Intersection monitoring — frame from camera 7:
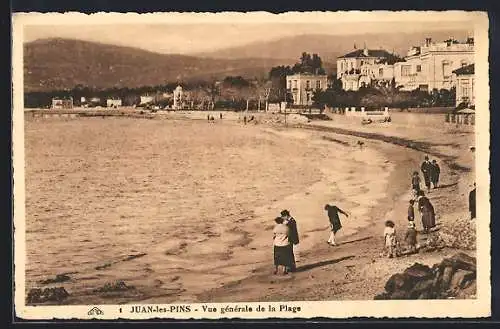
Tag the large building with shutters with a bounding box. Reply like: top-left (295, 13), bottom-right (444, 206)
top-left (336, 46), bottom-right (402, 91)
top-left (394, 37), bottom-right (475, 92)
top-left (453, 63), bottom-right (475, 107)
top-left (286, 73), bottom-right (328, 106)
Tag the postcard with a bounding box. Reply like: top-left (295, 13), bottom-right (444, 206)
top-left (12, 11), bottom-right (490, 320)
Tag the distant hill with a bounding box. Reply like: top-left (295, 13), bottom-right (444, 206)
top-left (196, 30), bottom-right (472, 62)
top-left (24, 29), bottom-right (471, 92)
top-left (24, 38), bottom-right (294, 92)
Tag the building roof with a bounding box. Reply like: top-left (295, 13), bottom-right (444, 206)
top-left (457, 108), bottom-right (475, 114)
top-left (286, 73), bottom-right (328, 78)
top-left (339, 49), bottom-right (403, 64)
top-left (453, 63), bottom-right (474, 75)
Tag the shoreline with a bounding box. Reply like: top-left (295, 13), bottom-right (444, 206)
top-left (198, 128), bottom-right (472, 302)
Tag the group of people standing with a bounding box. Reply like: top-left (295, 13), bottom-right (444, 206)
top-left (272, 210), bottom-right (299, 275)
top-left (207, 113), bottom-right (224, 121)
top-left (414, 155), bottom-right (441, 193)
top-left (272, 154), bottom-right (472, 268)
top-left (383, 156), bottom-right (439, 258)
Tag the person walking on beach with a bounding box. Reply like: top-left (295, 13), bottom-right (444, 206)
top-left (219, 112), bottom-right (223, 120)
top-left (281, 209), bottom-right (299, 271)
top-left (324, 204), bottom-right (349, 246)
top-left (469, 183), bottom-right (476, 220)
top-left (383, 220), bottom-right (398, 258)
top-left (404, 221), bottom-right (418, 253)
top-left (408, 199), bottom-right (415, 222)
top-left (411, 171), bottom-right (421, 198)
top-left (421, 156), bottom-right (433, 192)
top-left (244, 116), bottom-right (247, 125)
top-left (272, 217), bottom-right (293, 275)
top-left (416, 190), bottom-right (436, 233)
top-left (430, 159), bottom-right (441, 188)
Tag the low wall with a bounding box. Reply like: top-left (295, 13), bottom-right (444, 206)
top-left (393, 107), bottom-right (454, 114)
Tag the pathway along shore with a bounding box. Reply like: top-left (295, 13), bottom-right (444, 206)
top-left (198, 120), bottom-right (475, 302)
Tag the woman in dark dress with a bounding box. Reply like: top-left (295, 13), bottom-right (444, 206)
top-left (272, 217), bottom-right (293, 275)
top-left (417, 191), bottom-right (436, 233)
top-left (324, 204), bottom-right (349, 246)
top-left (430, 159), bottom-right (441, 188)
top-left (469, 183), bottom-right (476, 220)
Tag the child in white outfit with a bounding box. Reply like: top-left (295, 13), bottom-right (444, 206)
top-left (383, 220), bottom-right (398, 258)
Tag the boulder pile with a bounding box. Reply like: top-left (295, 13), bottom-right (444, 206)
top-left (374, 252), bottom-right (476, 300)
top-left (27, 287), bottom-right (69, 304)
top-left (93, 280), bottom-right (135, 293)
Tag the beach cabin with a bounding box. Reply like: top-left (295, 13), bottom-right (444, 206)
top-left (446, 108), bottom-right (475, 125)
top-left (106, 98), bottom-right (122, 108)
top-left (140, 95), bottom-right (154, 105)
top-left (51, 97), bottom-right (73, 109)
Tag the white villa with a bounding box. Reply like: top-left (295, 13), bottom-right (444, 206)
top-left (286, 73), bottom-right (328, 106)
top-left (336, 46), bottom-right (402, 91)
top-left (452, 63), bottom-right (475, 107)
top-left (394, 37), bottom-right (475, 92)
top-left (173, 85), bottom-right (184, 110)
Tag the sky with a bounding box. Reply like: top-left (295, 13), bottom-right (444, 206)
top-left (21, 14), bottom-right (477, 55)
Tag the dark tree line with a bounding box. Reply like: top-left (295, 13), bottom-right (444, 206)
top-left (312, 82), bottom-right (456, 109)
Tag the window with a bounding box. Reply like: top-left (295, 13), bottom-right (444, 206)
top-left (418, 84), bottom-right (429, 92)
top-left (416, 65), bottom-right (422, 72)
top-left (316, 80), bottom-right (321, 89)
top-left (306, 93), bottom-right (311, 102)
top-left (379, 68), bottom-right (384, 77)
top-left (293, 80), bottom-right (297, 88)
top-left (306, 80), bottom-right (310, 89)
top-left (461, 80), bottom-right (470, 97)
top-left (360, 60), bottom-right (364, 66)
top-left (401, 65), bottom-right (411, 76)
top-left (442, 61), bottom-right (452, 78)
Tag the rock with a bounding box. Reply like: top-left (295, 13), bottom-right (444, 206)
top-left (449, 269), bottom-right (475, 293)
top-left (93, 280), bottom-right (135, 293)
top-left (404, 263), bottom-right (433, 280)
top-left (450, 253), bottom-right (476, 272)
top-left (409, 279), bottom-right (434, 298)
top-left (390, 289), bottom-right (411, 300)
top-left (441, 266), bottom-right (455, 290)
top-left (27, 287), bottom-right (69, 304)
top-left (375, 252), bottom-right (477, 300)
top-left (374, 292), bottom-right (389, 300)
top-left (40, 274), bottom-right (71, 284)
top-left (417, 291), bottom-right (430, 299)
top-left (384, 273), bottom-right (410, 294)
top-left (431, 268), bottom-right (443, 290)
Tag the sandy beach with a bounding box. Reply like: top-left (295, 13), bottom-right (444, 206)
top-left (24, 111), bottom-right (475, 304)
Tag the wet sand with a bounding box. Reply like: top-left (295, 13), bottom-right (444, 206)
top-left (25, 116), bottom-right (396, 304)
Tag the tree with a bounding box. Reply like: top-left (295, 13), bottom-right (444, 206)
top-left (268, 65), bottom-right (293, 102)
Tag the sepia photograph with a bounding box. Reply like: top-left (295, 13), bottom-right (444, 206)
top-left (12, 11), bottom-right (490, 319)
